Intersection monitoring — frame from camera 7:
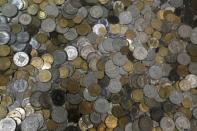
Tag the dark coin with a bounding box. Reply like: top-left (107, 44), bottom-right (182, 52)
top-left (67, 108), bottom-right (81, 123)
top-left (107, 15), bottom-right (119, 24)
top-left (139, 115), bottom-right (153, 131)
top-left (168, 68), bottom-right (180, 82)
top-left (150, 107), bottom-right (164, 122)
top-left (64, 126), bottom-right (80, 131)
top-left (51, 89), bottom-right (66, 106)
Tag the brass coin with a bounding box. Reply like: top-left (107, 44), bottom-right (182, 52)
top-left (14, 70), bottom-right (30, 80)
top-left (151, 18), bottom-right (162, 31)
top-left (158, 86), bottom-right (171, 99)
top-left (73, 15), bottom-right (82, 24)
top-left (55, 0), bottom-right (65, 5)
top-left (36, 32), bottom-right (48, 43)
top-left (94, 71), bottom-right (104, 79)
top-left (109, 24), bottom-right (121, 34)
top-left (0, 75), bottom-right (10, 86)
top-left (79, 101), bottom-right (92, 115)
top-left (179, 79), bottom-right (191, 91)
top-left (88, 83), bottom-right (101, 97)
top-left (0, 57), bottom-right (11, 71)
top-left (153, 31), bottom-right (162, 40)
top-left (125, 29), bottom-right (136, 40)
top-left (0, 104), bottom-right (8, 119)
top-left (118, 116), bottom-right (130, 128)
top-left (122, 61), bottom-right (134, 73)
top-left (58, 18), bottom-right (68, 28)
top-left (65, 79), bottom-right (81, 94)
top-left (131, 89), bottom-right (143, 102)
top-left (105, 114), bottom-right (118, 129)
top-left (0, 0), bottom-right (7, 6)
top-left (158, 47), bottom-right (168, 57)
top-left (11, 23), bottom-right (22, 33)
top-left (139, 102), bottom-right (149, 112)
top-left (0, 45), bottom-right (10, 56)
top-left (38, 11), bottom-right (47, 20)
top-left (176, 65), bottom-right (189, 77)
top-left (144, 26), bottom-right (154, 35)
top-left (1, 95), bottom-right (13, 106)
top-left (46, 120), bottom-right (58, 130)
top-left (30, 49), bottom-right (38, 57)
top-left (30, 57), bottom-right (44, 69)
top-left (33, 0), bottom-right (43, 4)
top-left (41, 53), bottom-right (54, 64)
top-left (59, 65), bottom-right (69, 79)
top-left (38, 70), bottom-right (52, 82)
top-left (76, 22), bottom-right (91, 36)
top-left (182, 97), bottom-right (192, 109)
top-left (97, 123), bottom-right (106, 131)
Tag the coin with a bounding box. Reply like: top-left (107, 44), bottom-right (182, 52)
top-left (105, 114), bottom-right (118, 129)
top-left (38, 70), bottom-right (52, 82)
top-left (0, 117), bottom-right (16, 131)
top-left (0, 57), bottom-right (11, 71)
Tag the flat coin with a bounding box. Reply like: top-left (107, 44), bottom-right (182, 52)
top-left (105, 114), bottom-right (118, 129)
top-left (38, 70), bottom-right (52, 82)
top-left (0, 118), bottom-right (16, 131)
top-left (0, 57), bottom-right (11, 71)
top-left (64, 46), bottom-right (78, 61)
top-left (2, 3), bottom-right (18, 18)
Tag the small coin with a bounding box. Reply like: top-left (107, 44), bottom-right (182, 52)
top-left (38, 70), bottom-right (52, 82)
top-left (105, 114), bottom-right (118, 129)
top-left (13, 52), bottom-right (29, 67)
top-left (41, 18), bottom-right (56, 33)
top-left (51, 106), bottom-right (68, 123)
top-left (30, 57), bottom-right (44, 69)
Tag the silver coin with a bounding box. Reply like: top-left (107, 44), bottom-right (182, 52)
top-left (51, 106), bottom-right (68, 123)
top-left (92, 23), bottom-right (106, 36)
top-left (41, 18), bottom-right (56, 33)
top-left (13, 52), bottom-right (29, 67)
top-left (149, 65), bottom-right (163, 80)
top-left (13, 79), bottom-right (28, 92)
top-left (191, 27), bottom-right (197, 44)
top-left (64, 28), bottom-right (78, 41)
top-left (178, 24), bottom-right (192, 38)
top-left (175, 116), bottom-right (190, 130)
top-left (80, 45), bottom-right (95, 60)
top-left (185, 74), bottom-right (197, 88)
top-left (30, 113), bottom-right (44, 129)
top-left (2, 3), bottom-right (18, 17)
top-left (177, 52), bottom-right (191, 65)
top-left (89, 5), bottom-right (103, 19)
top-left (102, 38), bottom-right (115, 52)
top-left (94, 98), bottom-right (110, 114)
top-left (119, 11), bottom-right (132, 25)
top-left (90, 111), bottom-right (102, 124)
top-left (160, 117), bottom-right (175, 131)
top-left (52, 50), bottom-right (67, 66)
top-left (44, 4), bottom-right (59, 17)
top-left (105, 60), bottom-right (120, 78)
top-left (29, 37), bottom-right (40, 49)
top-left (0, 118), bottom-right (16, 131)
top-left (21, 115), bottom-right (39, 131)
top-left (0, 23), bottom-right (11, 32)
top-left (107, 78), bottom-right (122, 93)
top-left (17, 32), bottom-right (30, 43)
top-left (112, 52), bottom-right (128, 66)
top-left (127, 5), bottom-right (140, 18)
top-left (30, 91), bottom-right (42, 108)
top-left (189, 62), bottom-right (197, 75)
top-left (143, 84), bottom-right (157, 98)
top-left (67, 93), bottom-right (82, 104)
top-left (10, 0), bottom-right (24, 10)
top-left (0, 31), bottom-right (10, 45)
top-left (133, 46), bottom-right (148, 60)
top-left (169, 90), bottom-right (183, 105)
top-left (168, 40), bottom-right (184, 54)
top-left (77, 6), bottom-right (88, 19)
top-left (64, 46), bottom-right (78, 61)
top-left (169, 0), bottom-right (183, 8)
top-left (15, 108), bottom-right (26, 120)
top-left (83, 88), bottom-right (97, 102)
top-left (0, 15), bottom-right (7, 24)
top-left (19, 13), bottom-right (32, 25)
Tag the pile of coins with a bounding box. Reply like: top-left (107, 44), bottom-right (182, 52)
top-left (0, 0), bottom-right (197, 131)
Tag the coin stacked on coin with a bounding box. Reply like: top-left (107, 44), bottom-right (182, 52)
top-left (0, 0), bottom-right (197, 131)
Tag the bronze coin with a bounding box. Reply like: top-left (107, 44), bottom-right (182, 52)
top-left (79, 101), bottom-right (92, 115)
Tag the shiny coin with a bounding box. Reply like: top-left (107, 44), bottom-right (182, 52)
top-left (105, 114), bottom-right (118, 129)
top-left (64, 46), bottom-right (78, 61)
top-left (13, 52), bottom-right (29, 67)
top-left (0, 117), bottom-right (16, 131)
top-left (0, 31), bottom-right (10, 45)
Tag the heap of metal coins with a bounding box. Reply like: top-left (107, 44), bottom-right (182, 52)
top-left (1, 0), bottom-right (197, 131)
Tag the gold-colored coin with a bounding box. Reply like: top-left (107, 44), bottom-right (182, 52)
top-left (158, 86), bottom-right (171, 99)
top-left (76, 22), bottom-right (91, 36)
top-left (33, 0), bottom-right (43, 4)
top-left (139, 102), bottom-right (149, 112)
top-left (14, 70), bottom-right (29, 80)
top-left (179, 79), bottom-right (191, 91)
top-left (98, 26), bottom-right (107, 36)
top-left (151, 18), bottom-right (162, 31)
top-left (94, 71), bottom-right (104, 79)
top-left (158, 47), bottom-right (168, 57)
top-left (131, 89), bottom-right (143, 102)
top-left (109, 24), bottom-right (121, 34)
top-left (0, 0), bottom-right (7, 6)
top-left (88, 83), bottom-right (101, 97)
top-left (179, 107), bottom-right (192, 119)
top-left (0, 57), bottom-right (11, 71)
top-left (58, 18), bottom-right (68, 28)
top-left (182, 97), bottom-right (192, 109)
top-left (46, 120), bottom-right (58, 130)
top-left (36, 32), bottom-right (48, 43)
top-left (97, 123), bottom-right (106, 131)
top-left (27, 4), bottom-right (39, 15)
top-left (153, 31), bottom-right (162, 40)
top-left (176, 65), bottom-right (189, 78)
top-left (59, 66), bottom-right (69, 79)
top-left (30, 49), bottom-right (38, 57)
top-left (105, 114), bottom-right (118, 129)
top-left (80, 61), bottom-right (88, 71)
top-left (55, 0), bottom-right (65, 5)
top-left (99, 0), bottom-right (109, 4)
top-left (73, 15), bottom-right (82, 24)
top-left (71, 57), bottom-right (83, 69)
top-left (1, 95), bottom-right (13, 106)
top-left (22, 0), bottom-right (29, 10)
top-left (38, 11), bottom-right (47, 20)
top-left (38, 69), bottom-right (52, 82)
top-left (118, 116), bottom-right (129, 128)
top-left (11, 23), bottom-right (22, 33)
top-left (136, 1), bottom-right (144, 11)
top-left (155, 54), bottom-right (164, 64)
top-left (0, 104), bottom-right (8, 119)
top-left (41, 53), bottom-right (54, 64)
top-left (144, 26), bottom-right (154, 35)
top-left (79, 101), bottom-right (92, 114)
top-left (0, 75), bottom-right (10, 86)
top-left (41, 62), bottom-right (51, 70)
top-left (122, 61), bottom-right (134, 73)
top-left (42, 109), bottom-right (50, 120)
top-left (147, 37), bottom-right (159, 48)
top-left (30, 57), bottom-right (44, 69)
top-left (157, 9), bottom-right (165, 20)
top-left (0, 45), bottom-right (10, 56)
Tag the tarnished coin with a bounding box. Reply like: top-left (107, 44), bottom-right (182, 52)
top-left (0, 57), bottom-right (11, 71)
top-left (51, 106), bottom-right (68, 123)
top-left (133, 47), bottom-right (148, 60)
top-left (160, 117), bottom-right (175, 131)
top-left (38, 70), bottom-right (52, 82)
top-left (94, 98), bottom-right (110, 114)
top-left (2, 3), bottom-right (18, 18)
top-left (41, 18), bottom-right (56, 33)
